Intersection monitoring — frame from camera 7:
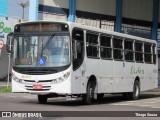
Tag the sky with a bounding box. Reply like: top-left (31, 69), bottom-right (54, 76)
top-left (8, 0), bottom-right (29, 20)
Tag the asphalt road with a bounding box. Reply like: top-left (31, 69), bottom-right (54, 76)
top-left (0, 92), bottom-right (160, 120)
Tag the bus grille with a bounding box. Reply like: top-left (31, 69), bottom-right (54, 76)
top-left (24, 80), bottom-right (53, 83)
top-left (25, 85), bottom-right (51, 91)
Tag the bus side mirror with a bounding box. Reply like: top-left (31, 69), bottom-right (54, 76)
top-left (6, 32), bottom-right (14, 55)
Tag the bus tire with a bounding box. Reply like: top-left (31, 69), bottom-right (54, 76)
top-left (82, 81), bottom-right (95, 105)
top-left (128, 80), bottom-right (140, 100)
top-left (38, 95), bottom-right (48, 104)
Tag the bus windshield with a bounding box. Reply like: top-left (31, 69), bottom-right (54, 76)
top-left (13, 34), bottom-right (70, 68)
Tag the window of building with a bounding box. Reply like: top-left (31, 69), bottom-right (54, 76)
top-left (113, 37), bottom-right (123, 60)
top-left (135, 42), bottom-right (143, 62)
top-left (86, 32), bottom-right (99, 58)
top-left (124, 40), bottom-right (134, 61)
top-left (100, 35), bottom-right (112, 59)
top-left (144, 43), bottom-right (152, 63)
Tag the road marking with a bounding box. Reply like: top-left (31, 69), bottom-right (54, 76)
top-left (148, 102), bottom-right (157, 104)
top-left (151, 107), bottom-right (160, 109)
top-left (109, 98), bottom-right (160, 109)
top-left (1, 94), bottom-right (36, 99)
top-left (8, 96), bottom-right (17, 98)
top-left (22, 96), bottom-right (35, 99)
top-left (150, 99), bottom-right (160, 102)
top-left (126, 101), bottom-right (138, 103)
top-left (142, 101), bottom-right (157, 104)
top-left (111, 103), bottom-right (134, 106)
top-left (140, 105), bottom-right (151, 107)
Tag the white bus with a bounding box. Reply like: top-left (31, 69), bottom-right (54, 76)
top-left (7, 21), bottom-right (158, 104)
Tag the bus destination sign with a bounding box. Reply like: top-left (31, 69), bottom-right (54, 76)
top-left (14, 23), bottom-right (69, 32)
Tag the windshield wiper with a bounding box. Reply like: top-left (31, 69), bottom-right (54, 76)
top-left (40, 33), bottom-right (55, 56)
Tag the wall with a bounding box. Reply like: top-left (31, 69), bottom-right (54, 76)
top-left (0, 17), bottom-right (19, 44)
top-left (75, 0), bottom-right (116, 30)
top-left (39, 0), bottom-right (68, 21)
top-left (39, 0), bottom-right (159, 24)
top-left (39, 0), bottom-right (68, 9)
top-left (123, 0), bottom-right (152, 22)
top-left (76, 0), bottom-right (115, 16)
top-left (0, 17), bottom-right (19, 79)
top-left (0, 46), bottom-right (9, 80)
top-left (121, 0), bottom-right (155, 39)
top-left (39, 0), bottom-right (159, 23)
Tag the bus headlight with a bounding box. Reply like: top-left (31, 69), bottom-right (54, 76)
top-left (58, 77), bottom-right (64, 82)
top-left (51, 77), bottom-right (64, 84)
top-left (12, 75), bottom-right (23, 83)
top-left (51, 72), bottom-right (70, 84)
top-left (63, 72), bottom-right (70, 79)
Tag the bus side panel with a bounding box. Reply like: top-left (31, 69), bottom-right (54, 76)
top-left (112, 61), bottom-right (157, 93)
top-left (84, 58), bottom-right (100, 93)
top-left (123, 62), bottom-right (158, 92)
top-left (71, 61), bottom-right (88, 94)
top-left (71, 68), bottom-right (83, 94)
top-left (111, 61), bottom-right (134, 93)
top-left (98, 59), bottom-right (113, 93)
top-left (124, 62), bottom-right (151, 91)
top-left (142, 64), bottom-right (158, 91)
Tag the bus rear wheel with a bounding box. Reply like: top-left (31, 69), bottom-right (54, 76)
top-left (38, 95), bottom-right (48, 104)
top-left (129, 80), bottom-right (140, 100)
top-left (122, 80), bottom-right (140, 100)
top-left (130, 80), bottom-right (140, 100)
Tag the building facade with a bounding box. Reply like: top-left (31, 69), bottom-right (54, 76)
top-left (38, 0), bottom-right (159, 40)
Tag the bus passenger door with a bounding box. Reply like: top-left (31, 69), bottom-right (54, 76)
top-left (72, 28), bottom-right (85, 93)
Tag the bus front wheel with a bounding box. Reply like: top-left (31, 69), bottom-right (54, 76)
top-left (38, 95), bottom-right (48, 104)
top-left (82, 81), bottom-right (95, 105)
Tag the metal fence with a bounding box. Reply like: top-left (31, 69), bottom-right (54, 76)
top-left (121, 24), bottom-right (151, 39)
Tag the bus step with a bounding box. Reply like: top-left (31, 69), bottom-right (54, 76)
top-left (66, 95), bottom-right (78, 101)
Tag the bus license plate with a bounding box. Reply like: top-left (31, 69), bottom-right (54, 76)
top-left (33, 85), bottom-right (42, 89)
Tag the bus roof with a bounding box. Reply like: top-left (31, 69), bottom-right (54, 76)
top-left (15, 20), bottom-right (156, 44)
top-left (68, 22), bottom-right (156, 44)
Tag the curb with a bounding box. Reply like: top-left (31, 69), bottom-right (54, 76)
top-left (147, 88), bottom-right (160, 92)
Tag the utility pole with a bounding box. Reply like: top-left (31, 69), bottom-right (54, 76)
top-left (18, 0), bottom-right (29, 19)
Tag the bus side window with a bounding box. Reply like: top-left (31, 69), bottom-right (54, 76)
top-left (135, 42), bottom-right (143, 62)
top-left (86, 32), bottom-right (99, 58)
top-left (144, 43), bottom-right (152, 63)
top-left (100, 35), bottom-right (112, 59)
top-left (72, 28), bottom-right (84, 70)
top-left (113, 37), bottom-right (123, 60)
top-left (124, 40), bottom-right (134, 61)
